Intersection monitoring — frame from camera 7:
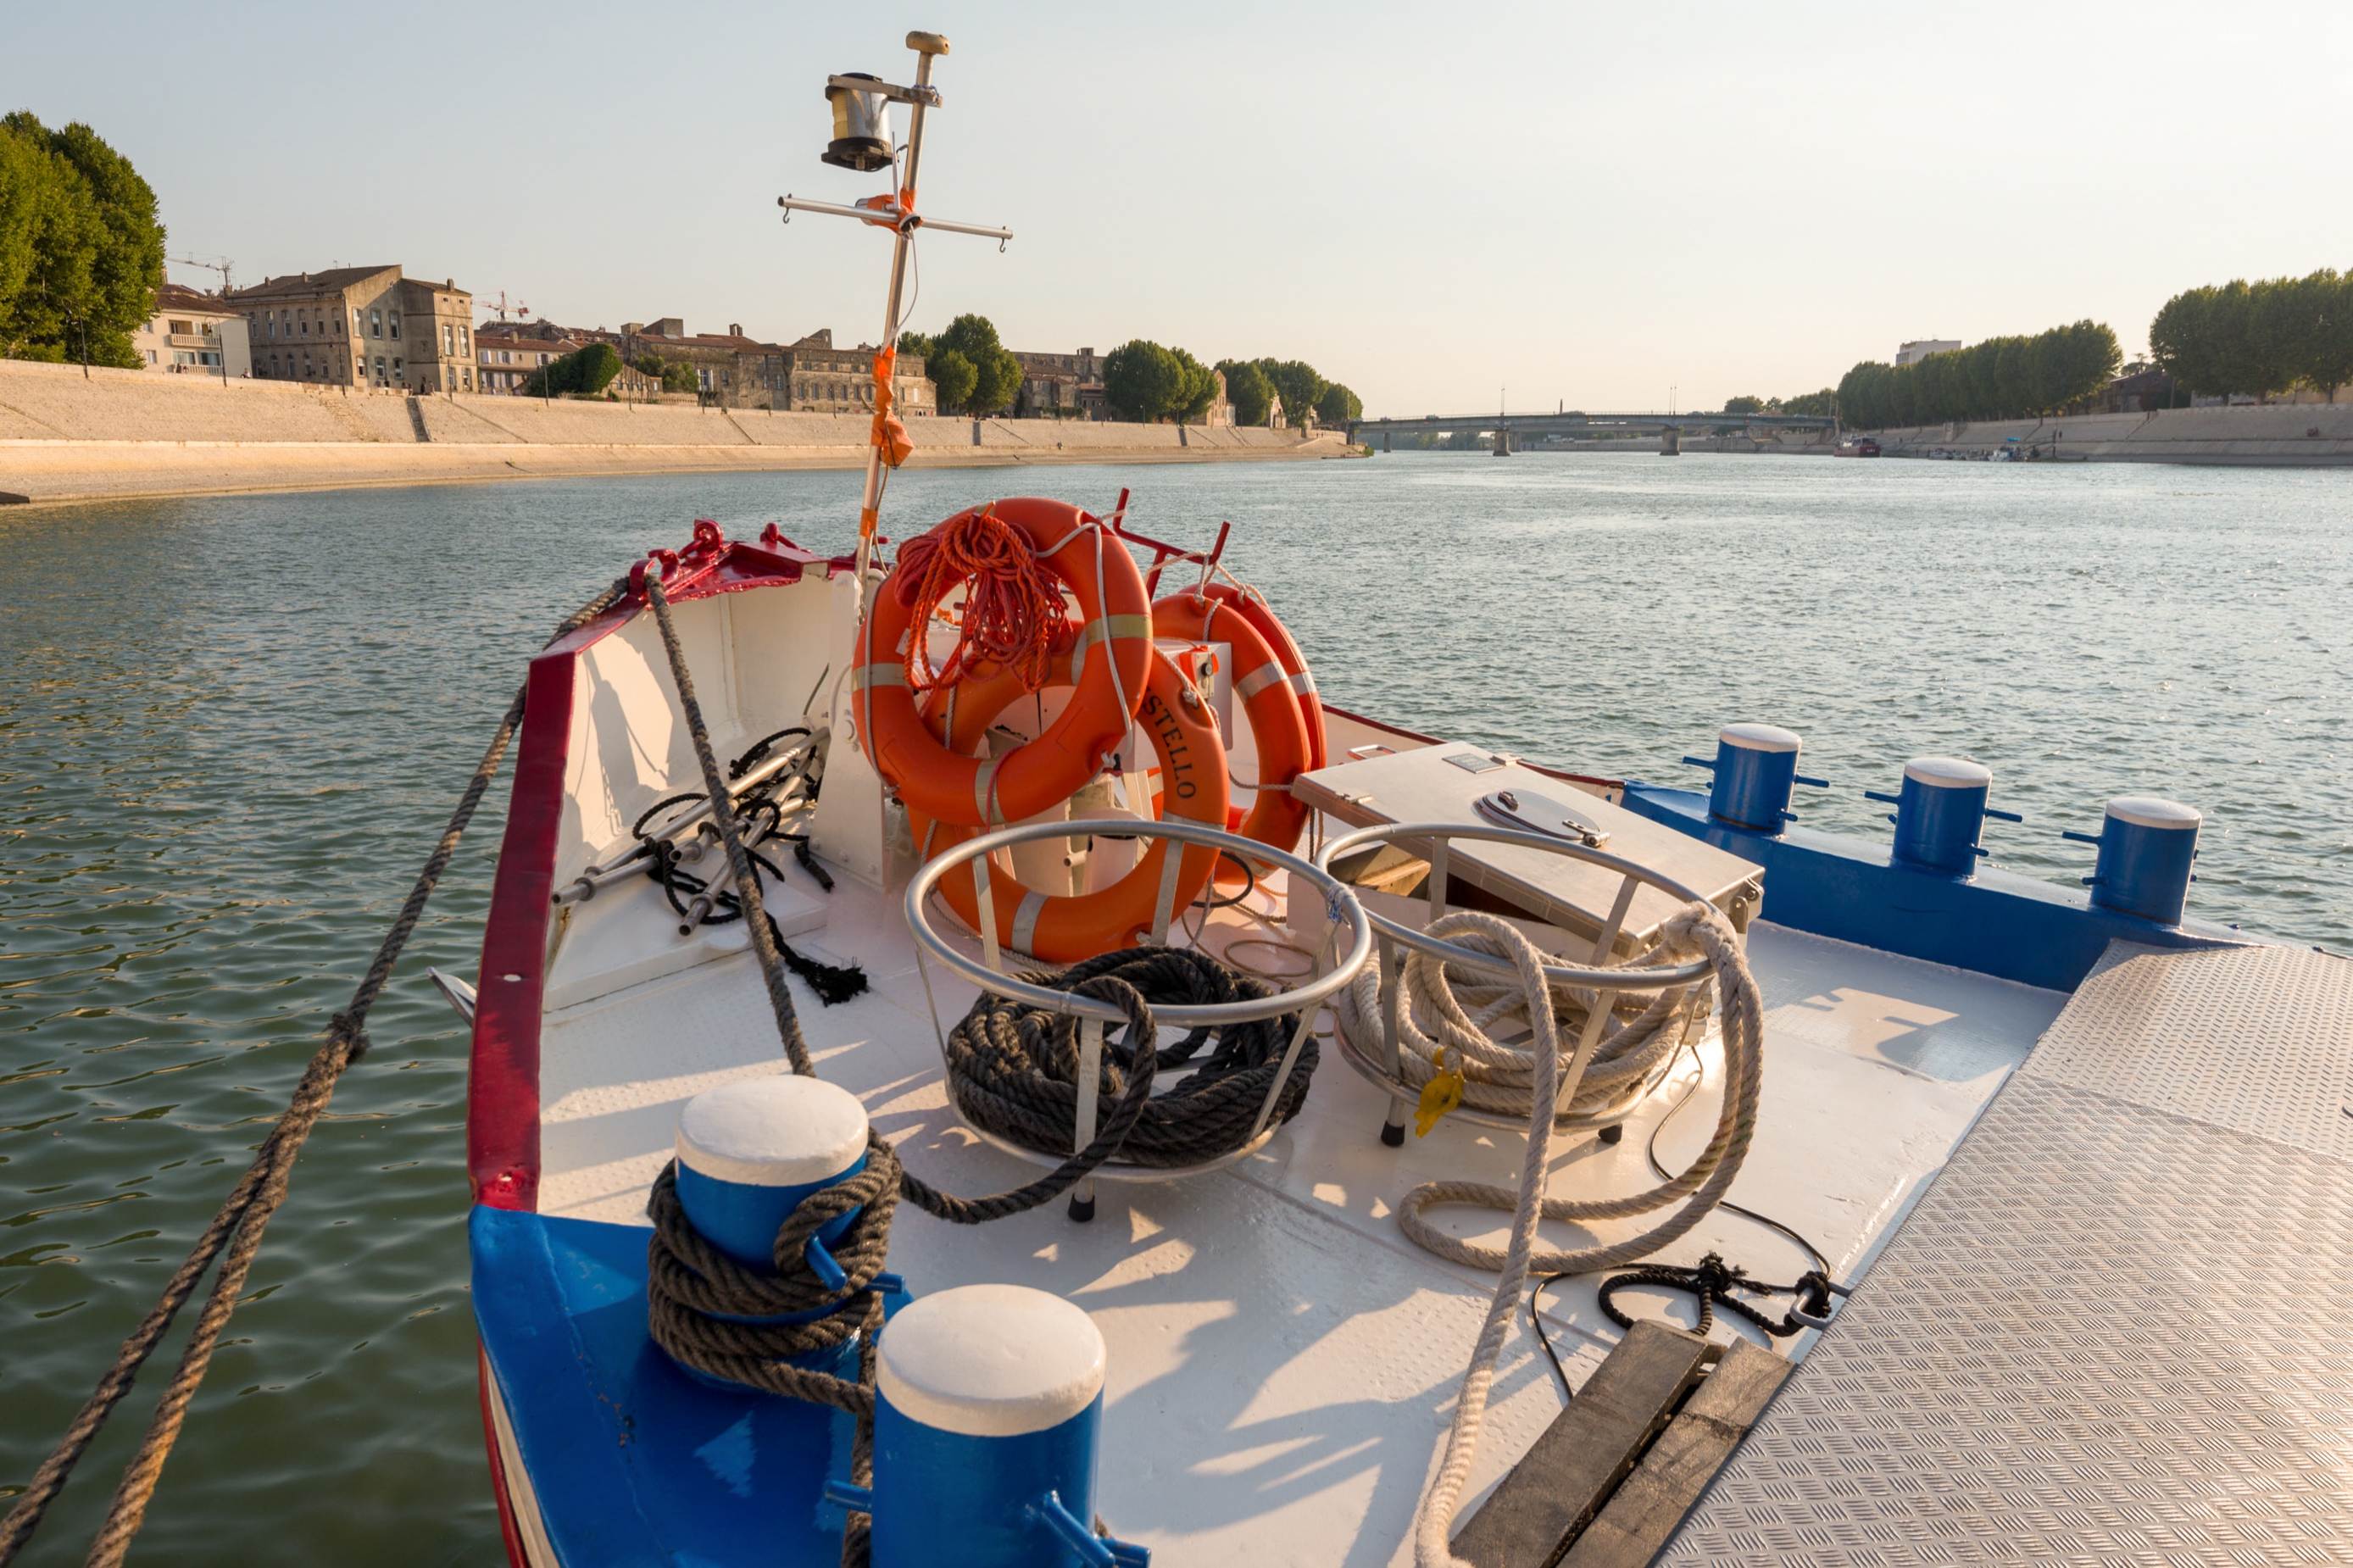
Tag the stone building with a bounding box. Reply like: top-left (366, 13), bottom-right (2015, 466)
top-left (229, 266), bottom-right (475, 392)
top-left (476, 326), bottom-right (584, 394)
top-left (1010, 346), bottom-right (1100, 418)
top-left (777, 328), bottom-right (932, 415)
top-left (131, 283), bottom-right (250, 376)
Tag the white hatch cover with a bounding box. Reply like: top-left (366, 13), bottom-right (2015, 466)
top-left (1902, 757), bottom-right (1992, 789)
top-left (2105, 796), bottom-right (2201, 831)
top-left (877, 1284), bottom-right (1106, 1437)
top-left (675, 1074), bottom-right (869, 1186)
top-left (1719, 722), bottom-right (1801, 753)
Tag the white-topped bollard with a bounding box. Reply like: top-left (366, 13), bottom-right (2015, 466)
top-left (1683, 723), bottom-right (1827, 832)
top-left (2072, 796), bottom-right (2202, 925)
top-left (676, 1074), bottom-right (870, 1276)
top-left (848, 1283), bottom-right (1146, 1567)
top-left (1865, 757), bottom-right (2021, 877)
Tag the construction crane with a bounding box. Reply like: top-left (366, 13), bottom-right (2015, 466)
top-left (478, 291), bottom-right (531, 326)
top-left (172, 253), bottom-right (234, 296)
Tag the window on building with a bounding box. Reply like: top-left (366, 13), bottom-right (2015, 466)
top-left (375, 356), bottom-right (386, 379)
top-left (370, 309), bottom-right (382, 337)
top-left (169, 319), bottom-right (192, 334)
top-left (392, 358), bottom-right (403, 378)
top-left (389, 311), bottom-right (401, 341)
top-left (443, 325), bottom-right (453, 354)
top-left (460, 326), bottom-right (470, 352)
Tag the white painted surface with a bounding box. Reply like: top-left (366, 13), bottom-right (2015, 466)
top-left (1719, 722), bottom-right (1800, 753)
top-left (676, 1073), bottom-right (868, 1185)
top-left (878, 1284), bottom-right (1107, 1437)
top-left (1902, 756), bottom-right (1991, 788)
top-left (2106, 795), bottom-right (2201, 829)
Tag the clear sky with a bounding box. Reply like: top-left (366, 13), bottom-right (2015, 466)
top-left (11, 2), bottom-right (2351, 415)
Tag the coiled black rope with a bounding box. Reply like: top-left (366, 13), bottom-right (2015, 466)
top-left (1597, 1251), bottom-right (1840, 1340)
top-left (935, 947), bottom-right (1315, 1178)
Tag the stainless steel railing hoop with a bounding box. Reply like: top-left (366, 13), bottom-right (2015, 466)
top-left (903, 817), bottom-right (1377, 1026)
top-left (1315, 820), bottom-right (1716, 990)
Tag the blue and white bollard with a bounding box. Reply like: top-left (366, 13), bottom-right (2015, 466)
top-left (848, 1283), bottom-right (1147, 1568)
top-left (2079, 796), bottom-right (2202, 925)
top-left (1683, 723), bottom-right (1824, 832)
top-left (1883, 757), bottom-right (1994, 876)
top-left (675, 1074), bottom-right (871, 1275)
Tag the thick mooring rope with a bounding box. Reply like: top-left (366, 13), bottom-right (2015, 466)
top-left (935, 946), bottom-right (1314, 1178)
top-left (1336, 926), bottom-right (1690, 1126)
top-left (0, 580), bottom-right (631, 1568)
top-left (1409, 904), bottom-right (1761, 1568)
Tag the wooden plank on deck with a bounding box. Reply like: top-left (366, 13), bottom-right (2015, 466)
top-left (1449, 1321), bottom-right (1711, 1568)
top-left (1558, 1338), bottom-right (1793, 1568)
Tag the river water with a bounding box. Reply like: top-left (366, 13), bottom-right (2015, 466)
top-left (3, 454), bottom-right (2346, 1564)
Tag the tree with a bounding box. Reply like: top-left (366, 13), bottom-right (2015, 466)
top-left (1103, 339), bottom-right (1183, 422)
top-left (1216, 359), bottom-right (1275, 426)
top-left (2297, 270), bottom-right (2353, 403)
top-left (1781, 388), bottom-right (1835, 417)
top-left (1723, 394), bottom-right (1767, 414)
top-left (523, 342), bottom-right (625, 398)
top-left (1255, 359), bottom-right (1328, 427)
top-left (927, 348), bottom-right (976, 414)
top-left (0, 114), bottom-right (163, 366)
top-left (1316, 381), bottom-right (1362, 425)
top-left (930, 314), bottom-right (1020, 415)
top-left (1170, 347), bottom-right (1220, 424)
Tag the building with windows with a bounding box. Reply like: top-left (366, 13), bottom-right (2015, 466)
top-left (1010, 346), bottom-right (1100, 418)
top-left (618, 321), bottom-right (931, 414)
top-left (230, 267), bottom-right (475, 392)
top-left (477, 327), bottom-right (582, 394)
top-left (131, 283), bottom-right (250, 375)
top-left (1895, 338), bottom-right (1961, 366)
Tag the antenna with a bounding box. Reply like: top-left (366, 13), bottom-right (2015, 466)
top-left (776, 30), bottom-right (1015, 595)
top-left (172, 253), bottom-right (234, 295)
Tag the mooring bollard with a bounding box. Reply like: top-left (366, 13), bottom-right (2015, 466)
top-left (1867, 757), bottom-right (2018, 877)
top-left (675, 1074), bottom-right (871, 1272)
top-left (843, 1283), bottom-right (1147, 1567)
top-left (1683, 723), bottom-right (1826, 832)
top-left (2067, 796), bottom-right (2202, 925)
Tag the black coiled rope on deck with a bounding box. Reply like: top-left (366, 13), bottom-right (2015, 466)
top-left (933, 946), bottom-right (1317, 1178)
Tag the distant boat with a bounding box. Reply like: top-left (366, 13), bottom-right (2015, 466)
top-left (1834, 435), bottom-right (1881, 458)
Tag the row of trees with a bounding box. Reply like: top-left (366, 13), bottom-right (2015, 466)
top-left (898, 314), bottom-right (1022, 417)
top-left (2150, 270), bottom-right (2353, 403)
top-left (1, 114), bottom-right (164, 367)
top-left (1216, 358), bottom-right (1360, 428)
top-left (1837, 320), bottom-right (2121, 430)
top-left (520, 342), bottom-right (637, 398)
top-left (1722, 389), bottom-right (1835, 417)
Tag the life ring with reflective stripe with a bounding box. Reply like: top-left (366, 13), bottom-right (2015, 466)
top-left (909, 648), bottom-right (1230, 964)
top-left (854, 498), bottom-right (1151, 828)
top-left (1200, 583), bottom-right (1327, 770)
top-left (1152, 591), bottom-right (1312, 860)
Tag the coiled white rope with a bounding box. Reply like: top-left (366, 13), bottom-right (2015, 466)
top-left (1408, 904), bottom-right (1764, 1568)
top-left (1337, 921), bottom-right (1692, 1127)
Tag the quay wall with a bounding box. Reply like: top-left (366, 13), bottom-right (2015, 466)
top-left (0, 359), bottom-right (1349, 506)
top-left (1866, 403), bottom-right (2353, 465)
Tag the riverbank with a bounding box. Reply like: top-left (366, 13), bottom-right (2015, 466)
top-left (1866, 403), bottom-right (2353, 464)
top-left (0, 359), bottom-right (1349, 505)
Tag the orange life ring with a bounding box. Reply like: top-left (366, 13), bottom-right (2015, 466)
top-left (854, 498), bottom-right (1152, 828)
top-left (1152, 590), bottom-right (1313, 860)
top-left (909, 648), bottom-right (1231, 964)
top-left (1200, 583), bottom-right (1327, 770)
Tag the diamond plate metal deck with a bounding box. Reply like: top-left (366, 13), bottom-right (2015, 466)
top-left (1658, 942), bottom-right (2353, 1567)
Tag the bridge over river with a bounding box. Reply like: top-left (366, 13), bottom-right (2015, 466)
top-left (1349, 409), bottom-right (1838, 453)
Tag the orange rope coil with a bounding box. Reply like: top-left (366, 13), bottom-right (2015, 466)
top-left (892, 505), bottom-right (1066, 694)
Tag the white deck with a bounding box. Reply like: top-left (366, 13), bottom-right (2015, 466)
top-left (534, 858), bottom-right (2067, 1565)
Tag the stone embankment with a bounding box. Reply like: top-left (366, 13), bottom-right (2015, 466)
top-left (1870, 403), bottom-right (2353, 465)
top-left (0, 359), bottom-right (1349, 505)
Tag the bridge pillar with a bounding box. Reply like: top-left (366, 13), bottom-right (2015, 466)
top-left (1658, 425), bottom-right (1682, 457)
top-left (1383, 430), bottom-right (1391, 453)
